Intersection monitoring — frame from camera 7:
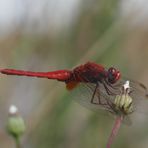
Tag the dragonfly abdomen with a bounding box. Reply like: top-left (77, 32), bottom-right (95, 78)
top-left (0, 69), bottom-right (72, 81)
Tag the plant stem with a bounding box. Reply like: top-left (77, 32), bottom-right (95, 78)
top-left (106, 116), bottom-right (123, 148)
top-left (15, 136), bottom-right (21, 148)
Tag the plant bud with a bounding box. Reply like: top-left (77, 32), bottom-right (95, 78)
top-left (7, 105), bottom-right (25, 138)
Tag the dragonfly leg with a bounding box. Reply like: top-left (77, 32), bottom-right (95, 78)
top-left (103, 82), bottom-right (115, 95)
top-left (90, 83), bottom-right (99, 104)
top-left (107, 102), bottom-right (117, 114)
top-left (95, 88), bottom-right (108, 105)
top-left (104, 79), bottom-right (121, 93)
top-left (128, 90), bottom-right (133, 95)
top-left (90, 83), bottom-right (110, 107)
top-left (90, 83), bottom-right (106, 105)
top-left (89, 82), bottom-right (118, 114)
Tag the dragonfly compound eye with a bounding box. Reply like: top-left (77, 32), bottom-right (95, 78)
top-left (107, 67), bottom-right (121, 84)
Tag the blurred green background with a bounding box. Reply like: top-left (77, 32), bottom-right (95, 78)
top-left (0, 0), bottom-right (148, 148)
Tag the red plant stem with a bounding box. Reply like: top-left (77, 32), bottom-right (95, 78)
top-left (106, 116), bottom-right (123, 148)
top-left (0, 69), bottom-right (71, 81)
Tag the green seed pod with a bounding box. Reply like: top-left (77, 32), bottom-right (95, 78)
top-left (7, 116), bottom-right (25, 138)
top-left (7, 105), bottom-right (25, 139)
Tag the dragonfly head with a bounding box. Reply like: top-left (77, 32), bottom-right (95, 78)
top-left (107, 67), bottom-right (121, 84)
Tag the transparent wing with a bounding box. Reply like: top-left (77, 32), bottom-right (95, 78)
top-left (67, 82), bottom-right (117, 117)
top-left (67, 82), bottom-right (133, 125)
top-left (117, 78), bottom-right (148, 114)
top-left (67, 76), bottom-right (148, 124)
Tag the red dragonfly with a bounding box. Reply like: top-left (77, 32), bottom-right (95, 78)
top-left (0, 62), bottom-right (123, 113)
top-left (0, 61), bottom-right (148, 148)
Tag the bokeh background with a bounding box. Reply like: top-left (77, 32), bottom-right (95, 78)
top-left (0, 0), bottom-right (148, 148)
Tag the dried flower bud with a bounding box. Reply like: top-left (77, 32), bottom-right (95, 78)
top-left (114, 81), bottom-right (133, 115)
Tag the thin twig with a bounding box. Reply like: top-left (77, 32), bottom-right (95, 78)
top-left (106, 116), bottom-right (123, 148)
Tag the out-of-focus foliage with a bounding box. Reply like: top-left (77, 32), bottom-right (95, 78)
top-left (0, 0), bottom-right (148, 148)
